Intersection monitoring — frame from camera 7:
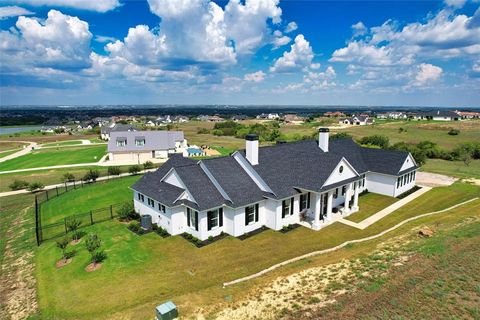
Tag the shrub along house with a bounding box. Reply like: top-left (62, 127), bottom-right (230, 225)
top-left (131, 129), bottom-right (418, 241)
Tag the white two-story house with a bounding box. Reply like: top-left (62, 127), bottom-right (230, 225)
top-left (132, 129), bottom-right (418, 241)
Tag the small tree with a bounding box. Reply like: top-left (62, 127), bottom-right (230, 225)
top-left (117, 201), bottom-right (136, 221)
top-left (56, 237), bottom-right (69, 262)
top-left (107, 166), bottom-right (122, 176)
top-left (83, 169), bottom-right (99, 182)
top-left (67, 218), bottom-right (82, 242)
top-left (143, 161), bottom-right (154, 171)
top-left (8, 180), bottom-right (29, 191)
top-left (63, 172), bottom-right (75, 182)
top-left (128, 165), bottom-right (141, 175)
top-left (85, 234), bottom-right (101, 266)
top-left (27, 182), bottom-right (45, 193)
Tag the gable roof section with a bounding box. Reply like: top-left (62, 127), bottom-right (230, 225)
top-left (108, 130), bottom-right (184, 152)
top-left (201, 156), bottom-right (265, 207)
top-left (241, 140), bottom-right (345, 199)
top-left (360, 147), bottom-right (414, 176)
top-left (329, 138), bottom-right (369, 174)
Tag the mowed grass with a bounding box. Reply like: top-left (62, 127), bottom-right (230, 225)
top-left (421, 159), bottom-right (480, 179)
top-left (40, 175), bottom-right (141, 225)
top-left (331, 119), bottom-right (480, 150)
top-left (346, 193), bottom-right (398, 223)
top-left (35, 182), bottom-right (479, 319)
top-left (0, 145), bottom-right (106, 171)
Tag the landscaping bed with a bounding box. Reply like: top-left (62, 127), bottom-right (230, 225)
top-left (238, 226), bottom-right (269, 240)
top-left (181, 232), bottom-right (229, 248)
top-left (279, 224), bottom-right (301, 234)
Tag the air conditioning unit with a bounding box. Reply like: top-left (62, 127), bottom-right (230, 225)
top-left (140, 215), bottom-right (152, 231)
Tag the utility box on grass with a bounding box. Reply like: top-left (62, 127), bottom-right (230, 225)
top-left (155, 301), bottom-right (178, 320)
top-left (141, 215), bottom-right (152, 230)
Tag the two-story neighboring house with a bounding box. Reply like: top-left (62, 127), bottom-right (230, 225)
top-left (132, 129), bottom-right (418, 241)
top-left (107, 130), bottom-right (187, 163)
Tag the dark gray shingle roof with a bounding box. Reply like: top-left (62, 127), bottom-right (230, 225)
top-left (202, 156), bottom-right (265, 207)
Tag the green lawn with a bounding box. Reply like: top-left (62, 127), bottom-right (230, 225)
top-left (41, 140), bottom-right (84, 147)
top-left (421, 159), bottom-right (480, 179)
top-left (346, 193), bottom-right (398, 223)
top-left (34, 182), bottom-right (480, 319)
top-left (212, 146), bottom-right (237, 156)
top-left (40, 175), bottom-right (140, 225)
top-left (0, 145), bottom-right (106, 171)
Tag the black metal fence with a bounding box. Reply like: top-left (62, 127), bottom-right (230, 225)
top-left (34, 179), bottom-right (127, 245)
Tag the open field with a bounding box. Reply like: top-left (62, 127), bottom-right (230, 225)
top-left (32, 181), bottom-right (479, 319)
top-left (346, 193), bottom-right (398, 223)
top-left (0, 145), bottom-right (106, 171)
top-left (421, 159), bottom-right (480, 179)
top-left (0, 165), bottom-right (152, 192)
top-left (40, 175), bottom-right (141, 225)
top-left (288, 218), bottom-right (480, 319)
top-left (1, 133), bottom-right (98, 144)
top-left (0, 141), bottom-right (28, 152)
top-left (331, 119), bottom-right (480, 150)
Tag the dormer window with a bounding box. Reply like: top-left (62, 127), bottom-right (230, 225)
top-left (116, 138), bottom-right (127, 147)
top-left (135, 138), bottom-right (145, 146)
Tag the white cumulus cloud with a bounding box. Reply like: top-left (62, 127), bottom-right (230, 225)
top-left (9, 0), bottom-right (121, 12)
top-left (411, 63), bottom-right (443, 86)
top-left (270, 34), bottom-right (315, 72)
top-left (0, 5), bottom-right (34, 19)
top-left (285, 21), bottom-right (297, 33)
top-left (244, 70), bottom-right (266, 82)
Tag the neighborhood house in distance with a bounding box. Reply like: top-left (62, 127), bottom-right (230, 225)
top-left (107, 130), bottom-right (187, 162)
top-left (132, 129), bottom-right (418, 241)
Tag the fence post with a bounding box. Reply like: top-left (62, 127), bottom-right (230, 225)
top-left (110, 205), bottom-right (113, 219)
top-left (46, 190), bottom-right (49, 201)
top-left (65, 181), bottom-right (68, 192)
top-left (64, 217), bottom-right (68, 235)
top-left (90, 210), bottom-right (94, 225)
top-left (73, 180), bottom-right (76, 189)
top-left (35, 196), bottom-right (40, 246)
top-left (56, 186), bottom-right (59, 197)
top-left (81, 180), bottom-right (84, 188)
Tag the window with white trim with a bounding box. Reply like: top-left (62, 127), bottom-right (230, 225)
top-left (207, 208), bottom-right (223, 230)
top-left (116, 139), bottom-right (126, 147)
top-left (158, 203), bottom-right (166, 213)
top-left (245, 205), bottom-right (256, 225)
top-left (282, 198), bottom-right (294, 218)
top-left (135, 138), bottom-right (145, 146)
top-left (299, 193), bottom-right (310, 211)
top-left (147, 197), bottom-right (154, 207)
top-left (137, 193), bottom-right (145, 202)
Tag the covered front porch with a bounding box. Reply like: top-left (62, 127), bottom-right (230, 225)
top-left (299, 179), bottom-right (361, 230)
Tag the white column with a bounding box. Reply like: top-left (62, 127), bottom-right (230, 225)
top-left (352, 181), bottom-right (359, 212)
top-left (312, 193), bottom-right (321, 230)
top-left (326, 191), bottom-right (333, 221)
top-left (344, 183), bottom-right (353, 214)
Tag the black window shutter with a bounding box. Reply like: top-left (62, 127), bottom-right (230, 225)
top-left (194, 211), bottom-right (199, 231)
top-left (187, 208), bottom-right (191, 227)
top-left (245, 207), bottom-right (249, 225)
top-left (307, 192), bottom-right (311, 208)
top-left (255, 203), bottom-right (259, 222)
top-left (207, 211), bottom-right (212, 231)
top-left (282, 201), bottom-right (286, 218)
top-left (290, 198), bottom-right (294, 215)
top-left (219, 208), bottom-right (223, 227)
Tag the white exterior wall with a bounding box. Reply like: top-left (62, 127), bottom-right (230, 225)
top-left (365, 172), bottom-right (396, 197)
top-left (394, 171), bottom-right (417, 197)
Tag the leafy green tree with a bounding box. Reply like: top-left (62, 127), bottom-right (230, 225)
top-left (27, 182), bottom-right (44, 192)
top-left (56, 237), bottom-right (69, 262)
top-left (107, 166), bottom-right (121, 176)
top-left (67, 218), bottom-right (82, 242)
top-left (8, 180), bottom-right (29, 191)
top-left (359, 135), bottom-right (390, 149)
top-left (143, 161), bottom-right (154, 170)
top-left (128, 165), bottom-right (141, 175)
top-left (83, 169), bottom-right (99, 182)
top-left (85, 234), bottom-right (102, 265)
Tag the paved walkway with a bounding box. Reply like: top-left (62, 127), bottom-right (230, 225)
top-left (338, 186), bottom-right (432, 230)
top-left (0, 169), bottom-right (157, 198)
top-left (0, 142), bottom-right (37, 163)
top-left (223, 197), bottom-right (478, 287)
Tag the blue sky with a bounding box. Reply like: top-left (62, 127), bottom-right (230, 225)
top-left (0, 0), bottom-right (479, 107)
